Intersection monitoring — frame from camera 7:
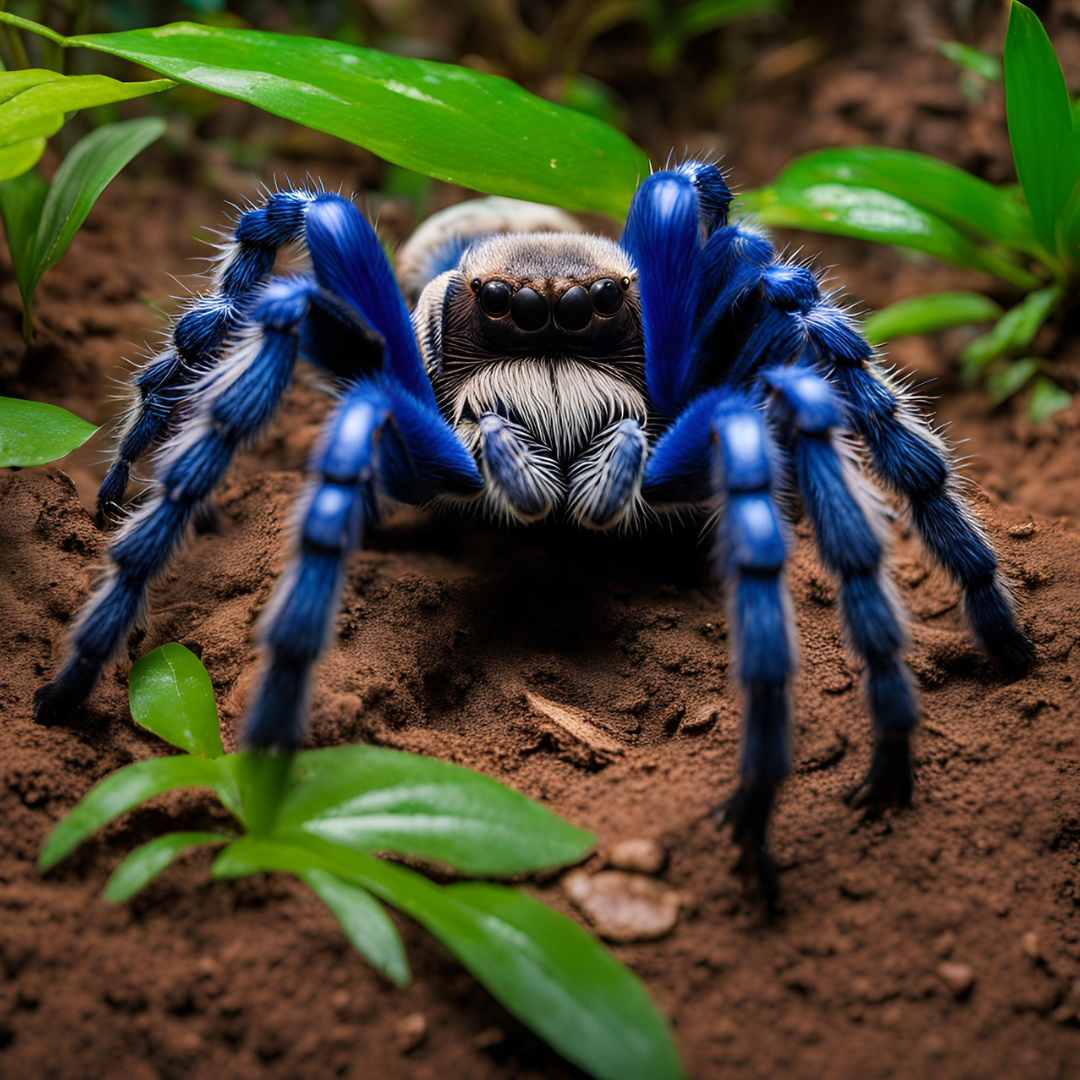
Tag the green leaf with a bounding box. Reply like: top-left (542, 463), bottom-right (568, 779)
top-left (47, 21), bottom-right (647, 218)
top-left (104, 831), bottom-right (227, 902)
top-left (25, 117), bottom-right (165, 305)
top-left (0, 167), bottom-right (47, 297)
top-left (129, 643), bottom-right (224, 758)
top-left (229, 749), bottom-right (294, 837)
top-left (298, 867), bottom-right (410, 987)
top-left (1055, 173), bottom-right (1080, 274)
top-left (0, 396), bottom-right (97, 467)
top-left (1028, 375), bottom-right (1071, 423)
top-left (39, 755), bottom-right (228, 871)
top-left (862, 291), bottom-right (1002, 344)
top-left (985, 356), bottom-right (1041, 405)
top-left (0, 72), bottom-right (172, 149)
top-left (743, 182), bottom-right (1040, 288)
top-left (0, 136), bottom-right (45, 181)
top-left (759, 146), bottom-right (1044, 260)
top-left (1004, 2), bottom-right (1080, 257)
top-left (272, 744), bottom-right (593, 877)
top-left (936, 41), bottom-right (1001, 81)
top-left (959, 283), bottom-right (1063, 374)
top-left (674, 0), bottom-right (785, 37)
top-left (213, 838), bottom-right (686, 1080)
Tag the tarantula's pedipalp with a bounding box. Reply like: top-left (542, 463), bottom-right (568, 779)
top-left (40, 159), bottom-right (1033, 901)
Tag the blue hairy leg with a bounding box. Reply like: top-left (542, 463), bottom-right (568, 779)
top-left (765, 367), bottom-right (918, 807)
top-left (98, 188), bottom-right (328, 514)
top-left (244, 379), bottom-right (480, 748)
top-left (34, 277), bottom-right (317, 724)
top-left (709, 393), bottom-right (796, 907)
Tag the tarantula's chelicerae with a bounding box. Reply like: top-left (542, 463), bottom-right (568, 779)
top-left (34, 160), bottom-right (1032, 901)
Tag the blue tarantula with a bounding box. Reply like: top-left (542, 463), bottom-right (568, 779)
top-left (34, 160), bottom-right (1031, 900)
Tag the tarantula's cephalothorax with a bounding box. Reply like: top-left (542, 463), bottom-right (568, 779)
top-left (34, 162), bottom-right (1033, 903)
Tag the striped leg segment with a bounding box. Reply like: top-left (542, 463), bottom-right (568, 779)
top-left (765, 367), bottom-right (918, 807)
top-left (34, 276), bottom-right (316, 724)
top-left (709, 393), bottom-right (796, 907)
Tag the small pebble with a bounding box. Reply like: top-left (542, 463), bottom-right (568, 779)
top-left (607, 837), bottom-right (667, 875)
top-left (563, 869), bottom-right (680, 942)
top-left (395, 1012), bottom-right (427, 1054)
top-left (473, 1027), bottom-right (505, 1051)
top-left (1021, 931), bottom-right (1041, 962)
top-left (1008, 521), bottom-right (1036, 538)
top-left (937, 961), bottom-right (975, 999)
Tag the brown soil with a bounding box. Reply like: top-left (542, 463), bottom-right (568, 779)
top-left (3, 4), bottom-right (1080, 1079)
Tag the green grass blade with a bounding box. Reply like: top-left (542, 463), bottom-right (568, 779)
top-left (56, 22), bottom-right (646, 218)
top-left (743, 183), bottom-right (1040, 288)
top-left (861, 291), bottom-right (1002, 344)
top-left (959, 283), bottom-right (1063, 374)
top-left (129, 643), bottom-right (225, 758)
top-left (298, 867), bottom-right (411, 987)
top-left (104, 831), bottom-right (227, 903)
top-left (0, 73), bottom-right (172, 149)
top-left (0, 396), bottom-right (96, 467)
top-left (0, 136), bottom-right (45, 181)
top-left (213, 837), bottom-right (686, 1080)
top-left (27, 116), bottom-right (165, 302)
top-left (270, 743), bottom-right (594, 876)
top-left (762, 146), bottom-right (1043, 258)
top-left (986, 356), bottom-right (1041, 405)
top-left (1004, 2), bottom-right (1080, 256)
top-left (935, 41), bottom-right (1001, 81)
top-left (1028, 375), bottom-right (1071, 423)
top-left (39, 755), bottom-right (228, 870)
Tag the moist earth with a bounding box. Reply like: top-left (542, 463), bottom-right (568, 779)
top-left (2, 3), bottom-right (1080, 1077)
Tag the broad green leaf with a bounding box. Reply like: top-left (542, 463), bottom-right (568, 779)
top-left (862, 291), bottom-right (1002, 344)
top-left (298, 867), bottom-right (410, 987)
top-left (0, 396), bottom-right (97, 467)
top-left (986, 357), bottom-right (1041, 405)
top-left (762, 147), bottom-right (1043, 259)
top-left (1004, 2), bottom-right (1080, 256)
top-left (959, 283), bottom-right (1063, 374)
top-left (936, 41), bottom-right (1001, 81)
top-left (1028, 375), bottom-right (1071, 423)
top-left (39, 755), bottom-right (228, 870)
top-left (104, 830), bottom-right (226, 902)
top-left (0, 69), bottom-right (65, 104)
top-left (129, 643), bottom-right (224, 758)
top-left (26, 117), bottom-right (166, 305)
top-left (272, 743), bottom-right (594, 876)
top-left (49, 21), bottom-right (648, 218)
top-left (213, 838), bottom-right (686, 1080)
top-left (0, 136), bottom-right (45, 181)
top-left (744, 182), bottom-right (1040, 289)
top-left (0, 73), bottom-right (172, 149)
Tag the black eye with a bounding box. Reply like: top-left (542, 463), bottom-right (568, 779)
top-left (590, 278), bottom-right (624, 316)
top-left (510, 286), bottom-right (548, 331)
top-left (554, 286), bottom-right (592, 331)
top-left (479, 280), bottom-right (511, 317)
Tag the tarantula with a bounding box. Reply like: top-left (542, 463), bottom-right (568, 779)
top-left (34, 160), bottom-right (1031, 901)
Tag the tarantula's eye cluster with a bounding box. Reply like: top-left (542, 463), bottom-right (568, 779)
top-left (469, 276), bottom-right (631, 333)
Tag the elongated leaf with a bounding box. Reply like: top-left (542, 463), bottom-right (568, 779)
top-left (1028, 375), bottom-right (1071, 423)
top-left (0, 73), bottom-right (172, 148)
top-left (0, 69), bottom-right (65, 104)
top-left (1056, 173), bottom-right (1080, 274)
top-left (935, 41), bottom-right (1001, 81)
top-left (0, 396), bottom-right (97, 467)
top-left (213, 838), bottom-right (686, 1080)
top-left (0, 137), bottom-right (45, 181)
top-left (36, 21), bottom-right (649, 218)
top-left (104, 831), bottom-right (226, 902)
top-left (129, 642), bottom-right (224, 758)
top-left (959, 283), bottom-right (1063, 373)
top-left (862, 291), bottom-right (1002, 344)
top-left (26, 117), bottom-right (165, 305)
top-left (271, 743), bottom-right (593, 876)
top-left (744, 183), bottom-right (1040, 289)
top-left (1004, 2), bottom-right (1080, 256)
top-left (986, 357), bottom-right (1041, 405)
top-left (0, 168), bottom-right (47, 297)
top-left (299, 867), bottom-right (410, 987)
top-left (762, 147), bottom-right (1042, 258)
top-left (39, 755), bottom-right (228, 870)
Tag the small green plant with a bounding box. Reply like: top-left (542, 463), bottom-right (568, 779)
top-left (0, 395), bottom-right (97, 466)
top-left (745, 1), bottom-right (1078, 422)
top-left (41, 643), bottom-right (685, 1080)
